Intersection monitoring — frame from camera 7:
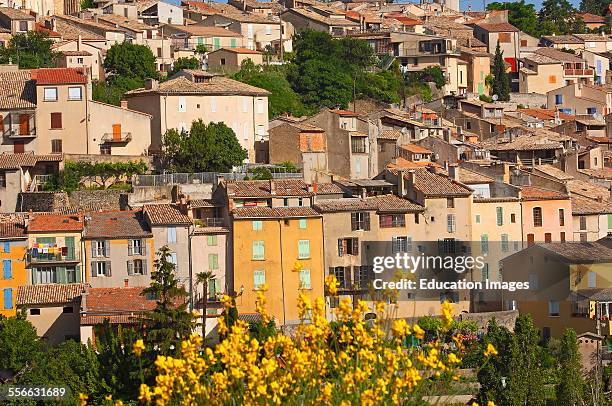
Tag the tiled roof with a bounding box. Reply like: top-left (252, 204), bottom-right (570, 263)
top-left (0, 7), bottom-right (34, 20)
top-left (35, 22), bottom-right (61, 37)
top-left (212, 47), bottom-right (262, 54)
top-left (520, 186), bottom-right (569, 201)
top-left (0, 220), bottom-right (27, 239)
top-left (17, 283), bottom-right (87, 305)
top-left (399, 143), bottom-right (432, 154)
top-left (98, 13), bottom-right (151, 32)
top-left (378, 130), bottom-right (402, 140)
top-left (0, 70), bottom-right (36, 110)
top-left (283, 8), bottom-right (358, 27)
top-left (455, 167), bottom-right (494, 184)
top-left (536, 241), bottom-right (612, 264)
top-left (566, 179), bottom-right (610, 200)
top-left (167, 25), bottom-right (243, 37)
top-left (329, 109), bottom-right (361, 117)
top-left (83, 210), bottom-right (152, 239)
top-left (576, 13), bottom-right (606, 23)
top-left (60, 50), bottom-right (92, 56)
top-left (517, 109), bottom-right (573, 121)
top-left (226, 179), bottom-right (312, 198)
top-left (232, 206), bottom-right (320, 219)
top-left (34, 68), bottom-right (88, 85)
top-left (0, 153), bottom-right (63, 170)
top-left (54, 14), bottom-right (123, 32)
top-left (533, 47), bottom-right (584, 64)
top-left (314, 194), bottom-right (423, 213)
top-left (189, 199), bottom-right (216, 208)
top-left (573, 33), bottom-right (609, 41)
top-left (386, 157), bottom-right (441, 170)
top-left (125, 76), bottom-right (269, 97)
top-left (28, 213), bottom-right (84, 232)
top-left (44, 18), bottom-right (105, 40)
top-left (216, 11), bottom-right (280, 24)
top-left (541, 34), bottom-right (583, 44)
top-left (314, 182), bottom-right (344, 194)
top-left (533, 164), bottom-right (574, 181)
top-left (144, 204), bottom-right (192, 225)
top-left (571, 195), bottom-right (612, 215)
top-left (476, 22), bottom-right (519, 32)
top-left (579, 168), bottom-right (612, 180)
top-left (481, 131), bottom-right (569, 152)
top-left (84, 287), bottom-right (156, 313)
top-left (410, 168), bottom-right (472, 197)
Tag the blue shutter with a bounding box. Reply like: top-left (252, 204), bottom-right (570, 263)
top-left (3, 288), bottom-right (12, 309)
top-left (299, 269), bottom-right (311, 289)
top-left (3, 242), bottom-right (10, 253)
top-left (298, 219), bottom-right (307, 229)
top-left (254, 269), bottom-right (265, 289)
top-left (3, 259), bottom-right (11, 280)
top-left (298, 240), bottom-right (310, 259)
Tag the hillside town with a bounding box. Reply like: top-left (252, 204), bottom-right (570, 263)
top-left (0, 0), bottom-right (611, 403)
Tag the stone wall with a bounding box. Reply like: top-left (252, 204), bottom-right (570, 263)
top-left (69, 190), bottom-right (127, 211)
top-left (17, 192), bottom-right (69, 213)
top-left (64, 154), bottom-right (154, 169)
top-left (509, 93), bottom-right (547, 108)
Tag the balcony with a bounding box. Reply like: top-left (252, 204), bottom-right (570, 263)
top-left (4, 127), bottom-right (36, 139)
top-left (101, 132), bottom-right (132, 143)
top-left (27, 249), bottom-right (80, 264)
top-left (195, 217), bottom-right (226, 228)
top-left (564, 68), bottom-right (594, 76)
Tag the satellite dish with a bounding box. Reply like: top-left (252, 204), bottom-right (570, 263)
top-left (492, 94), bottom-right (499, 101)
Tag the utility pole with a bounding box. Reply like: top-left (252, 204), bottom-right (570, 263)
top-left (279, 13), bottom-right (284, 62)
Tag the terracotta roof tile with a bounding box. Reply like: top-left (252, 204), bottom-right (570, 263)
top-left (566, 179), bottom-right (610, 200)
top-left (314, 194), bottom-right (423, 213)
top-left (536, 241), bottom-right (612, 263)
top-left (476, 22), bottom-right (519, 32)
top-left (520, 186), bottom-right (569, 201)
top-left (328, 109), bottom-right (361, 117)
top-left (85, 287), bottom-right (157, 313)
top-left (212, 47), bottom-right (262, 54)
top-left (0, 153), bottom-right (63, 169)
top-left (167, 25), bottom-right (243, 37)
top-left (28, 213), bottom-right (84, 232)
top-left (144, 204), bottom-right (192, 225)
top-left (226, 179), bottom-right (312, 198)
top-left (571, 195), bottom-right (612, 215)
top-left (34, 68), bottom-right (88, 85)
top-left (232, 206), bottom-right (320, 219)
top-left (533, 164), bottom-right (574, 181)
top-left (409, 168), bottom-right (472, 197)
top-left (399, 143), bottom-right (432, 154)
top-left (541, 34), bottom-right (583, 44)
top-left (125, 76), bottom-right (269, 97)
top-left (314, 182), bottom-right (344, 194)
top-left (378, 130), bottom-right (402, 140)
top-left (83, 210), bottom-right (151, 239)
top-left (0, 7), bottom-right (34, 20)
top-left (576, 13), bottom-right (606, 23)
top-left (283, 8), bottom-right (358, 27)
top-left (0, 70), bottom-right (36, 110)
top-left (17, 283), bottom-right (87, 305)
top-left (455, 167), bottom-right (494, 184)
top-left (0, 220), bottom-right (27, 239)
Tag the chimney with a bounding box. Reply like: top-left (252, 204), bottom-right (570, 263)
top-left (443, 128), bottom-right (451, 142)
top-left (269, 179), bottom-right (276, 195)
top-left (397, 169), bottom-right (406, 196)
top-left (120, 100), bottom-right (128, 109)
top-left (406, 170), bottom-right (415, 196)
top-left (448, 164), bottom-right (459, 181)
top-left (144, 78), bottom-right (159, 90)
top-left (78, 34), bottom-right (82, 51)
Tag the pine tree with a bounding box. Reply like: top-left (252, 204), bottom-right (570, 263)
top-left (557, 329), bottom-right (585, 405)
top-left (491, 43), bottom-right (510, 102)
top-left (506, 315), bottom-right (546, 405)
top-left (141, 246), bottom-right (194, 355)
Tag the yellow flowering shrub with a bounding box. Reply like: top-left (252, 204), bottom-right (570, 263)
top-left (132, 295), bottom-right (469, 405)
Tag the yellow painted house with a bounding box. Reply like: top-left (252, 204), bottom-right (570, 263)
top-left (0, 220), bottom-right (28, 317)
top-left (231, 207), bottom-right (325, 326)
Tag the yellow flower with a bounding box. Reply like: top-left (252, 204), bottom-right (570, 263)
top-left (293, 261), bottom-right (303, 272)
top-left (447, 352), bottom-right (460, 364)
top-left (413, 324), bottom-right (425, 340)
top-left (78, 393), bottom-right (88, 406)
top-left (132, 339), bottom-right (145, 357)
top-left (441, 300), bottom-right (454, 329)
top-left (105, 394), bottom-right (112, 400)
top-left (114, 401), bottom-right (124, 406)
top-left (484, 343), bottom-right (498, 357)
top-left (325, 274), bottom-right (339, 296)
top-left (391, 319), bottom-right (411, 339)
top-left (472, 403), bottom-right (479, 406)
top-left (487, 402), bottom-right (496, 406)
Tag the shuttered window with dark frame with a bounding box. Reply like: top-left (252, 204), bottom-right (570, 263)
top-left (50, 112), bottom-right (62, 129)
top-left (128, 239), bottom-right (146, 256)
top-left (127, 259), bottom-right (147, 275)
top-left (350, 212), bottom-right (370, 231)
top-left (51, 139), bottom-right (62, 153)
top-left (91, 261), bottom-right (111, 277)
top-left (337, 238), bottom-right (358, 256)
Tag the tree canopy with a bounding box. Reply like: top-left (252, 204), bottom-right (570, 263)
top-left (579, 0), bottom-right (609, 16)
top-left (486, 1), bottom-right (540, 37)
top-left (162, 120), bottom-right (247, 173)
top-left (491, 43), bottom-right (510, 102)
top-left (0, 32), bottom-right (57, 68)
top-left (539, 0), bottom-right (585, 35)
top-left (104, 42), bottom-right (158, 81)
top-left (168, 57), bottom-right (201, 78)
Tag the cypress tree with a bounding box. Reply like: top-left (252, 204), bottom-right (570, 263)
top-left (491, 43), bottom-right (510, 102)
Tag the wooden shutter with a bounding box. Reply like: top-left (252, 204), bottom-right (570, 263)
top-left (106, 261), bottom-right (112, 277)
top-left (13, 141), bottom-right (24, 153)
top-left (352, 238), bottom-right (359, 255)
top-left (91, 242), bottom-right (96, 258)
top-left (142, 259), bottom-right (148, 275)
top-left (112, 124), bottom-right (121, 141)
top-left (91, 262), bottom-right (97, 277)
top-left (19, 114), bottom-right (29, 135)
top-left (337, 239), bottom-right (343, 257)
top-left (51, 139), bottom-right (62, 153)
top-left (128, 241), bottom-right (133, 256)
top-left (104, 241), bottom-right (110, 257)
top-left (364, 212), bottom-right (370, 231)
top-left (350, 213), bottom-right (357, 230)
top-left (50, 112), bottom-right (62, 129)
top-left (127, 260), bottom-right (134, 275)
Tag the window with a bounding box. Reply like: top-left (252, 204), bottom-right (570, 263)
top-left (50, 112), bottom-right (62, 130)
top-left (66, 267), bottom-right (77, 283)
top-left (555, 94), bottom-right (563, 105)
top-left (332, 266), bottom-right (348, 289)
top-left (379, 214), bottom-right (405, 228)
top-left (297, 197), bottom-right (303, 207)
top-left (92, 261), bottom-right (111, 277)
top-left (3, 259), bottom-right (12, 279)
top-left (252, 220), bottom-right (263, 231)
top-left (68, 86), bottom-right (82, 100)
top-left (511, 213), bottom-right (516, 223)
top-left (447, 198), bottom-right (454, 208)
top-left (466, 121), bottom-right (471, 130)
top-left (170, 252), bottom-right (178, 271)
top-left (168, 227), bottom-right (177, 243)
top-left (92, 240), bottom-right (108, 257)
top-left (0, 172), bottom-right (5, 188)
top-left (354, 266), bottom-right (370, 289)
top-left (580, 233), bottom-right (588, 242)
top-left (178, 96), bottom-right (186, 112)
top-left (252, 240), bottom-right (265, 260)
top-left (392, 236), bottom-right (412, 254)
top-left (498, 32), bottom-right (511, 43)
top-left (579, 216), bottom-right (587, 231)
top-left (351, 137), bottom-right (366, 153)
top-left (257, 99), bottom-right (265, 114)
top-left (298, 240), bottom-right (310, 259)
top-left (481, 263), bottom-right (489, 283)
top-left (128, 239), bottom-right (145, 255)
top-left (3, 288), bottom-right (12, 310)
top-left (210, 97), bottom-right (217, 113)
top-left (282, 198), bottom-right (289, 207)
top-left (207, 235), bottom-right (218, 246)
top-left (338, 238), bottom-right (358, 256)
top-left (208, 278), bottom-right (220, 300)
top-left (447, 214), bottom-right (456, 233)
top-left (558, 209), bottom-right (564, 226)
top-left (33, 267), bottom-right (57, 284)
top-left (3, 242), bottom-right (9, 253)
top-left (208, 253), bottom-right (219, 270)
top-left (533, 207), bottom-right (542, 227)
top-left (299, 269), bottom-right (311, 289)
top-left (351, 212), bottom-right (370, 231)
top-left (587, 107), bottom-right (597, 115)
top-left (414, 213), bottom-right (419, 224)
top-left (242, 98), bottom-right (249, 113)
top-left (548, 300), bottom-right (560, 316)
top-left (481, 234), bottom-right (489, 254)
top-left (253, 269), bottom-right (265, 289)
top-left (501, 234), bottom-right (509, 252)
top-left (496, 207), bottom-right (503, 226)
top-left (587, 271), bottom-right (597, 288)
top-left (51, 140), bottom-right (63, 154)
top-left (63, 306), bottom-right (74, 313)
top-left (100, 145), bottom-right (111, 155)
top-left (19, 20), bottom-right (27, 31)
top-left (548, 75), bottom-right (556, 84)
top-left (220, 58), bottom-right (226, 65)
top-left (298, 219), bottom-right (307, 229)
top-left (560, 232), bottom-right (566, 242)
top-left (44, 87), bottom-right (58, 101)
top-left (30, 308), bottom-right (40, 315)
top-left (475, 214), bottom-right (480, 224)
top-left (545, 233), bottom-right (552, 243)
top-left (127, 259), bottom-right (146, 275)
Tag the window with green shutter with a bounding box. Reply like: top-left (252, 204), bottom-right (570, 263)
top-left (481, 234), bottom-right (489, 254)
top-left (213, 37), bottom-right (220, 50)
top-left (299, 269), bottom-right (311, 289)
top-left (207, 235), bottom-right (218, 246)
top-left (298, 240), bottom-right (310, 259)
top-left (298, 219), bottom-right (307, 229)
top-left (65, 236), bottom-right (75, 260)
top-left (501, 234), bottom-right (509, 252)
top-left (253, 269), bottom-right (265, 289)
top-left (496, 207), bottom-right (503, 226)
top-left (208, 253), bottom-right (219, 270)
top-left (197, 37), bottom-right (203, 45)
top-left (252, 220), bottom-right (263, 231)
top-left (608, 214), bottom-right (612, 230)
top-left (252, 240), bottom-right (265, 260)
top-left (230, 38), bottom-right (237, 48)
top-left (208, 278), bottom-right (221, 299)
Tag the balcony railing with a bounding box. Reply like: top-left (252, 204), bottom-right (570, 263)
top-left (101, 132), bottom-right (132, 143)
top-left (195, 217), bottom-right (225, 228)
top-left (27, 250), bottom-right (80, 264)
top-left (3, 128), bottom-right (36, 138)
top-left (564, 69), bottom-right (594, 76)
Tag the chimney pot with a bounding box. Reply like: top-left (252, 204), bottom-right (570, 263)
top-left (269, 179), bottom-right (276, 194)
top-left (448, 164), bottom-right (459, 180)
